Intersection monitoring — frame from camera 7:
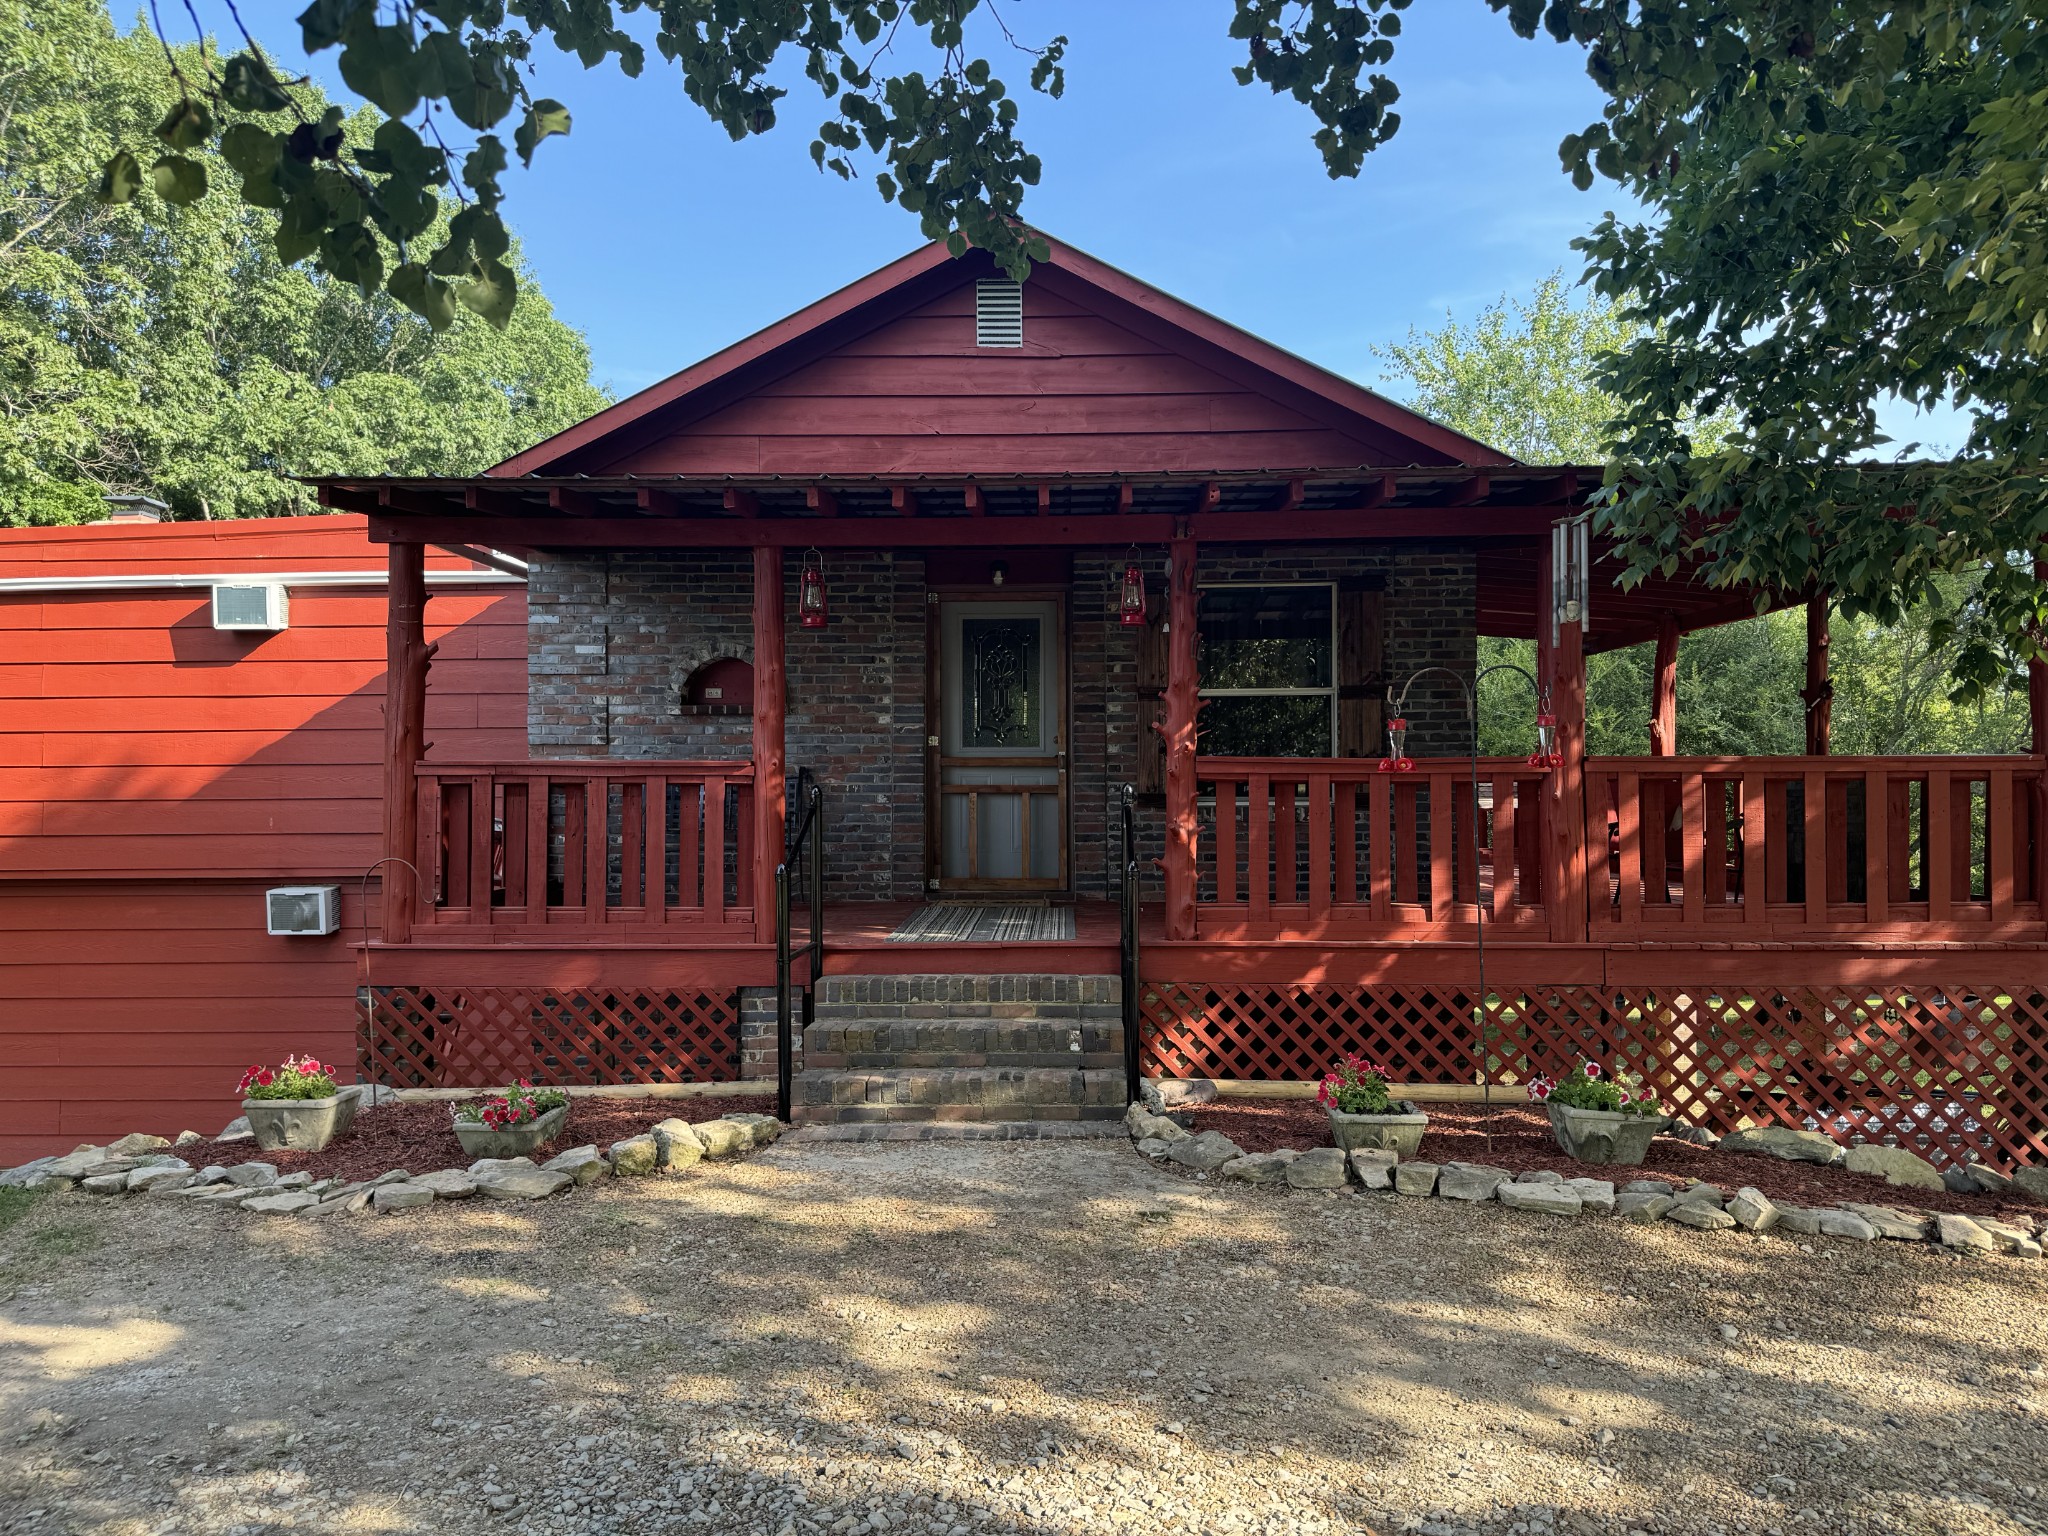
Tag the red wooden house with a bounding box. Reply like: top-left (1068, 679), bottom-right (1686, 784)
top-left (317, 235), bottom-right (2048, 1170)
top-left (0, 515), bottom-right (524, 1162)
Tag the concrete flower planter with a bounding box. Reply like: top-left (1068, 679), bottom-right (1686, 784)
top-left (243, 1092), bottom-right (359, 1153)
top-left (1327, 1101), bottom-right (1429, 1159)
top-left (452, 1103), bottom-right (568, 1161)
top-left (1547, 1102), bottom-right (1669, 1166)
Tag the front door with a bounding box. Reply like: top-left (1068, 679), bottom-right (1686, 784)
top-left (933, 598), bottom-right (1066, 891)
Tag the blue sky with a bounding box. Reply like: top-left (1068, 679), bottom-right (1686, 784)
top-left (165, 2), bottom-right (1959, 449)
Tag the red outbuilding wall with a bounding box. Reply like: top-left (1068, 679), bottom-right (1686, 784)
top-left (0, 517), bottom-right (526, 1163)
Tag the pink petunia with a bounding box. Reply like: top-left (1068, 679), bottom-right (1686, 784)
top-left (1583, 1061), bottom-right (1602, 1080)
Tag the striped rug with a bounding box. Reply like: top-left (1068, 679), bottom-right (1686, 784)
top-left (887, 904), bottom-right (1076, 943)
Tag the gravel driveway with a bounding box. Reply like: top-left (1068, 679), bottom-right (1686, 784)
top-left (0, 1137), bottom-right (2043, 1536)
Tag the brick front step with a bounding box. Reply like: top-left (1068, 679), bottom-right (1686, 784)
top-left (796, 1065), bottom-right (1125, 1115)
top-left (815, 973), bottom-right (1120, 1010)
top-left (801, 1019), bottom-right (1124, 1072)
top-left (793, 1101), bottom-right (1130, 1126)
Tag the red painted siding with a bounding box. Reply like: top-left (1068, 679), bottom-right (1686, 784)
top-left (0, 516), bottom-right (526, 1160)
top-left (596, 273), bottom-right (1411, 477)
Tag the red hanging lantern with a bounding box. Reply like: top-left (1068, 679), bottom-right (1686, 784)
top-left (1118, 550), bottom-right (1147, 628)
top-left (798, 548), bottom-right (828, 630)
top-left (1377, 716), bottom-right (1414, 773)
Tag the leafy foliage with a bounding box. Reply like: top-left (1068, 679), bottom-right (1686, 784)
top-left (1315, 1053), bottom-right (1394, 1115)
top-left (108, 0), bottom-right (1069, 326)
top-left (5, 0), bottom-right (607, 523)
top-left (238, 1055), bottom-right (340, 1101)
top-left (1526, 1059), bottom-right (1662, 1117)
top-left (1378, 279), bottom-right (2032, 755)
top-left (453, 1079), bottom-right (568, 1128)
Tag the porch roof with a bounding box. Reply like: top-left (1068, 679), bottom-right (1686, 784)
top-left (318, 464), bottom-right (1782, 652)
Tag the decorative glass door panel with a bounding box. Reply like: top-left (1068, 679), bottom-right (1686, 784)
top-left (937, 600), bottom-right (1065, 888)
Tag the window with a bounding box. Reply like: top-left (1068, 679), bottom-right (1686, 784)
top-left (1196, 583), bottom-right (1336, 757)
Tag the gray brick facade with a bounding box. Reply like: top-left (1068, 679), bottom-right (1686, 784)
top-left (527, 541), bottom-right (1476, 903)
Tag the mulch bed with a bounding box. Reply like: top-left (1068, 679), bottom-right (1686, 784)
top-left (182, 1093), bottom-right (776, 1185)
top-left (1189, 1098), bottom-right (2046, 1224)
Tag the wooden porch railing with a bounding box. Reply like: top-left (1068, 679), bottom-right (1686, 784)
top-left (1589, 755), bottom-right (2045, 941)
top-left (414, 761), bottom-right (757, 937)
top-left (1193, 756), bottom-right (1554, 939)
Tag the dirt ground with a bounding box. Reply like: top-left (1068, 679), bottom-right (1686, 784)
top-left (1, 1138), bottom-right (2044, 1536)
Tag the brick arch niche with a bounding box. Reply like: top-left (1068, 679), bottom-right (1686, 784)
top-left (682, 656), bottom-right (754, 717)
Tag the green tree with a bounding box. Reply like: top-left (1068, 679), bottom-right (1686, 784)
top-left (2, 0), bottom-right (606, 523)
top-left (1383, 281), bottom-right (2027, 757)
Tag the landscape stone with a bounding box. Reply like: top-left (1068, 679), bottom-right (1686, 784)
top-left (2011, 1166), bottom-right (2048, 1205)
top-left (693, 1119), bottom-right (751, 1158)
top-left (651, 1118), bottom-right (707, 1169)
top-left (542, 1146), bottom-right (609, 1186)
top-left (472, 1163), bottom-right (572, 1201)
top-left (1393, 1161), bottom-right (1440, 1197)
top-left (242, 1192), bottom-right (320, 1215)
top-left (1219, 1153), bottom-right (1290, 1185)
top-left (127, 1165), bottom-right (197, 1193)
top-left (106, 1133), bottom-right (170, 1158)
top-left (224, 1162), bottom-right (279, 1187)
top-left (80, 1173), bottom-right (128, 1194)
top-left (1437, 1162), bottom-right (1511, 1202)
top-left (1618, 1192), bottom-right (1675, 1224)
top-left (1964, 1164), bottom-right (2012, 1195)
top-left (1728, 1187), bottom-right (1779, 1233)
top-left (215, 1116), bottom-right (253, 1142)
top-left (1565, 1178), bottom-right (1616, 1216)
top-left (1973, 1217), bottom-right (2043, 1258)
top-left (372, 1183), bottom-right (435, 1213)
top-left (1717, 1127), bottom-right (1845, 1165)
top-left (172, 1130), bottom-right (203, 1147)
top-left (0, 1157), bottom-right (59, 1189)
top-left (306, 1190), bottom-right (373, 1216)
top-left (1816, 1209), bottom-right (1879, 1242)
top-left (1349, 1148), bottom-right (1398, 1191)
top-left (1843, 1143), bottom-right (1945, 1192)
top-left (1936, 1212), bottom-right (1996, 1252)
top-left (726, 1112), bottom-right (784, 1147)
top-left (609, 1135), bottom-right (660, 1176)
top-left (1142, 1079), bottom-right (1219, 1113)
top-left (1666, 1202), bottom-right (1737, 1231)
top-left (1515, 1169), bottom-right (1566, 1185)
top-left (1135, 1137), bottom-right (1174, 1158)
top-left (1622, 1179), bottom-right (1674, 1196)
top-left (1674, 1182), bottom-right (1726, 1208)
top-left (1775, 1206), bottom-right (1825, 1236)
top-left (273, 1171), bottom-right (314, 1190)
top-left (1497, 1181), bottom-right (1583, 1216)
top-left (39, 1147), bottom-right (110, 1182)
top-left (1942, 1168), bottom-right (1978, 1194)
top-left (414, 1170), bottom-right (479, 1199)
top-left (1285, 1147), bottom-right (1350, 1191)
top-left (1166, 1131), bottom-right (1243, 1173)
top-left (1124, 1106), bottom-right (1188, 1143)
top-left (1838, 1202), bottom-right (1933, 1242)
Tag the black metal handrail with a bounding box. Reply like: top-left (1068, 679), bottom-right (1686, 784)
top-left (775, 777), bottom-right (825, 1122)
top-left (1118, 781), bottom-right (1141, 1105)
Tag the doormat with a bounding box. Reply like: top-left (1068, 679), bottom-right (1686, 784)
top-left (887, 904), bottom-right (1077, 943)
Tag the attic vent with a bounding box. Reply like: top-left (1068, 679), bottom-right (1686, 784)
top-left (975, 277), bottom-right (1024, 347)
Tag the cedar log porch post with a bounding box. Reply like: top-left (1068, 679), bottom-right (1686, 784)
top-left (1161, 535), bottom-right (1200, 940)
top-left (753, 545), bottom-right (787, 942)
top-left (381, 540), bottom-right (430, 944)
top-left (1541, 534), bottom-right (1590, 944)
top-left (1648, 612), bottom-right (1679, 756)
top-left (1803, 591), bottom-right (1832, 755)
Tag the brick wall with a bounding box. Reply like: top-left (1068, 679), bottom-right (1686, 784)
top-left (528, 540), bottom-right (1476, 904)
top-left (528, 550), bottom-right (927, 900)
top-left (1067, 542), bottom-right (1477, 899)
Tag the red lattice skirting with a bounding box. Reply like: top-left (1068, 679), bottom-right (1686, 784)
top-left (363, 985), bottom-right (742, 1088)
top-left (1139, 979), bottom-right (2048, 1171)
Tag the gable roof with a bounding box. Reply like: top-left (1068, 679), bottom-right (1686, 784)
top-left (491, 233), bottom-right (1513, 479)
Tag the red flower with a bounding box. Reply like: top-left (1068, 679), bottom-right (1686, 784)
top-left (1583, 1061), bottom-right (1603, 1081)
top-left (1527, 1074), bottom-right (1553, 1102)
top-left (255, 1068), bottom-right (275, 1087)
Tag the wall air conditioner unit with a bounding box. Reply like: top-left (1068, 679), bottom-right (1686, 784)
top-left (266, 885), bottom-right (340, 936)
top-left (212, 582), bottom-right (289, 632)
